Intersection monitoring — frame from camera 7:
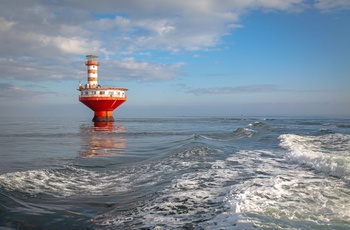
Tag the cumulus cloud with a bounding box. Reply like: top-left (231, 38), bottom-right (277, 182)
top-left (314, 0), bottom-right (350, 11)
top-left (101, 58), bottom-right (185, 81)
top-left (0, 0), bottom-right (312, 58)
top-left (0, 57), bottom-right (84, 82)
top-left (0, 0), bottom-right (348, 83)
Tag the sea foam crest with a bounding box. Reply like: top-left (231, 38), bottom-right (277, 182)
top-left (94, 145), bottom-right (254, 229)
top-left (279, 133), bottom-right (350, 181)
top-left (0, 165), bottom-right (132, 197)
top-left (224, 150), bottom-right (350, 228)
top-left (231, 127), bottom-right (257, 139)
top-left (97, 148), bottom-right (350, 229)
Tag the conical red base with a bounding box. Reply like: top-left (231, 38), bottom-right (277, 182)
top-left (79, 97), bottom-right (126, 122)
top-left (92, 111), bottom-right (115, 122)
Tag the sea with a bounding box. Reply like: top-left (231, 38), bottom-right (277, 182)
top-left (0, 116), bottom-right (349, 230)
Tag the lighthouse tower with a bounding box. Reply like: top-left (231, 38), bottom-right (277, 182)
top-left (78, 55), bottom-right (127, 122)
top-left (86, 55), bottom-right (99, 88)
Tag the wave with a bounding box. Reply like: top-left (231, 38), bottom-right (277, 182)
top-left (225, 161), bottom-right (350, 229)
top-left (93, 148), bottom-right (350, 229)
top-left (336, 124), bottom-right (350, 129)
top-left (0, 142), bottom-right (220, 199)
top-left (317, 128), bottom-right (334, 135)
top-left (0, 165), bottom-right (134, 197)
top-left (295, 121), bottom-right (324, 126)
top-left (200, 127), bottom-right (257, 142)
top-left (232, 127), bottom-right (257, 138)
top-left (248, 121), bottom-right (269, 128)
top-left (93, 149), bottom-right (248, 229)
top-left (279, 133), bottom-right (350, 182)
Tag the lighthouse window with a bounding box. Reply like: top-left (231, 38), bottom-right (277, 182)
top-left (85, 91), bottom-right (89, 95)
top-left (100, 91), bottom-right (105, 95)
top-left (92, 91), bottom-right (96, 95)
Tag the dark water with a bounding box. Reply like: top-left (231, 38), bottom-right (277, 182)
top-left (0, 117), bottom-right (349, 229)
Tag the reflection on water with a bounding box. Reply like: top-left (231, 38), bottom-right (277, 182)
top-left (79, 122), bottom-right (127, 158)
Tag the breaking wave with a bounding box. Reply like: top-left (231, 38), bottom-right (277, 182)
top-left (279, 133), bottom-right (350, 182)
top-left (0, 166), bottom-right (133, 197)
top-left (2, 117), bottom-right (350, 229)
top-left (93, 148), bottom-right (350, 229)
top-left (200, 127), bottom-right (257, 142)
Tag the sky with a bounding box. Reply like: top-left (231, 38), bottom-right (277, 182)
top-left (0, 0), bottom-right (349, 118)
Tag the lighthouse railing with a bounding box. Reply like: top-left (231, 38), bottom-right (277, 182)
top-left (79, 94), bottom-right (127, 99)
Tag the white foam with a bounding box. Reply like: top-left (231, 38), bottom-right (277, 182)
top-left (138, 148), bottom-right (350, 228)
top-left (0, 165), bottom-right (133, 197)
top-left (97, 149), bottom-right (262, 228)
top-left (8, 143), bottom-right (346, 229)
top-left (223, 150), bottom-right (350, 228)
top-left (279, 133), bottom-right (350, 181)
top-left (96, 145), bottom-right (350, 228)
top-left (97, 157), bottom-right (248, 228)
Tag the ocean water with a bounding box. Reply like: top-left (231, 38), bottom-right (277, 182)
top-left (0, 116), bottom-right (349, 229)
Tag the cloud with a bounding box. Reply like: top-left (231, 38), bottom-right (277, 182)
top-left (0, 0), bottom-right (348, 84)
top-left (185, 84), bottom-right (338, 95)
top-left (102, 58), bottom-right (185, 82)
top-left (186, 84), bottom-right (332, 95)
top-left (0, 57), bottom-right (84, 82)
top-left (0, 0), bottom-right (311, 58)
top-left (0, 56), bottom-right (183, 83)
top-left (314, 0), bottom-right (350, 11)
top-left (0, 83), bottom-right (51, 102)
top-left (0, 16), bottom-right (100, 57)
top-left (186, 85), bottom-right (279, 95)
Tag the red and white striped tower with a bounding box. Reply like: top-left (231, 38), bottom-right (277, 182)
top-left (86, 55), bottom-right (99, 88)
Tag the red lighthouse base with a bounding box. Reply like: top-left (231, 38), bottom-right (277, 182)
top-left (79, 96), bottom-right (126, 123)
top-left (93, 111), bottom-right (115, 122)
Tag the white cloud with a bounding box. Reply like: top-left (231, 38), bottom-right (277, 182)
top-left (0, 17), bottom-right (16, 32)
top-left (0, 57), bottom-right (84, 82)
top-left (1, 0), bottom-right (308, 57)
top-left (102, 58), bottom-right (185, 81)
top-left (92, 16), bottom-right (132, 31)
top-left (314, 0), bottom-right (350, 11)
top-left (52, 36), bottom-right (101, 54)
top-left (0, 0), bottom-right (348, 84)
top-left (0, 83), bottom-right (51, 102)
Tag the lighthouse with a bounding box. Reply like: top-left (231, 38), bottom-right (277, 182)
top-left (78, 55), bottom-right (127, 122)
